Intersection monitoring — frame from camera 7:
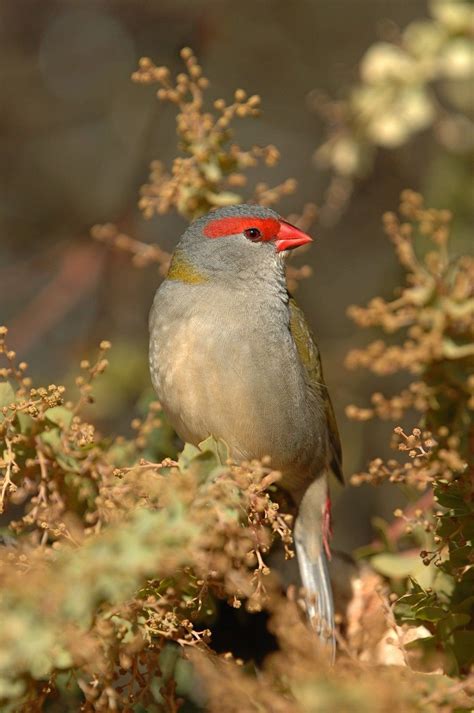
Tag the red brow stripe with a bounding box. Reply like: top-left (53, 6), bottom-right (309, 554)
top-left (203, 216), bottom-right (280, 240)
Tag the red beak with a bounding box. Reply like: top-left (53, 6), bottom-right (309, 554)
top-left (275, 220), bottom-right (313, 253)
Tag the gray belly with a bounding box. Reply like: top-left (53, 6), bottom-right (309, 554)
top-left (149, 287), bottom-right (327, 493)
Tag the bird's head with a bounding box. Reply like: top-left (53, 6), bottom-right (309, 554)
top-left (169, 204), bottom-right (312, 285)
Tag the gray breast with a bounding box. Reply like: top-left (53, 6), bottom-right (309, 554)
top-left (149, 281), bottom-right (328, 493)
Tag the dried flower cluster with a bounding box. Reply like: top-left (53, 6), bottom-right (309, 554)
top-left (92, 48), bottom-right (314, 292)
top-left (346, 190), bottom-right (473, 418)
top-left (2, 30), bottom-right (473, 712)
top-left (4, 186), bottom-right (474, 706)
top-left (346, 191), bottom-right (473, 676)
top-left (2, 186), bottom-right (473, 708)
top-left (0, 326), bottom-right (302, 709)
top-left (191, 597), bottom-right (474, 713)
top-left (91, 223), bottom-right (172, 273)
top-left (131, 48), bottom-right (293, 219)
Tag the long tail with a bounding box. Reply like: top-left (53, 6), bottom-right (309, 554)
top-left (294, 477), bottom-right (335, 661)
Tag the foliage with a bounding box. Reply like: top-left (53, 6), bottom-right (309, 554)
top-left (131, 47), bottom-right (296, 220)
top-left (346, 190), bottom-right (473, 676)
top-left (0, 334), bottom-right (294, 709)
top-left (0, 323), bottom-right (472, 709)
top-left (92, 47), bottom-right (315, 292)
top-left (1, 30), bottom-right (473, 713)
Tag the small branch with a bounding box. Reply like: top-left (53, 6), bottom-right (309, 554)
top-left (91, 224), bottom-right (171, 274)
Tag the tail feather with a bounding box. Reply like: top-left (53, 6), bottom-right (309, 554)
top-left (294, 476), bottom-right (335, 661)
top-left (295, 539), bottom-right (335, 662)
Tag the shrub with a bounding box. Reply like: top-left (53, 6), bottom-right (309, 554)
top-left (0, 41), bottom-right (472, 712)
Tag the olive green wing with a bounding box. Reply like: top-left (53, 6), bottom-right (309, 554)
top-left (288, 297), bottom-right (343, 483)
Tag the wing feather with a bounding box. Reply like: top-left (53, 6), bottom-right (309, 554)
top-left (288, 297), bottom-right (343, 483)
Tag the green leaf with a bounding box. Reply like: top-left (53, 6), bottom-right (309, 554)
top-left (461, 517), bottom-right (474, 540)
top-left (178, 438), bottom-right (229, 483)
top-left (44, 406), bottom-right (73, 428)
top-left (16, 411), bottom-right (33, 433)
top-left (452, 596), bottom-right (474, 616)
top-left (396, 592), bottom-right (427, 606)
top-left (406, 576), bottom-right (425, 593)
top-left (435, 490), bottom-right (470, 513)
top-left (178, 442), bottom-right (222, 483)
top-left (437, 613), bottom-right (471, 639)
top-left (0, 382), bottom-right (15, 412)
top-left (394, 602), bottom-right (418, 621)
top-left (371, 553), bottom-right (421, 578)
top-left (178, 443), bottom-right (201, 471)
top-left (449, 544), bottom-right (472, 566)
top-left (432, 570), bottom-right (455, 598)
top-left (190, 450), bottom-right (220, 481)
top-left (40, 429), bottom-right (81, 472)
top-left (443, 642), bottom-right (460, 678)
top-left (39, 428), bottom-right (62, 451)
top-left (405, 635), bottom-right (436, 652)
top-left (198, 436), bottom-right (230, 465)
top-left (415, 605), bottom-right (447, 622)
top-left (395, 590), bottom-right (439, 622)
top-left (452, 630), bottom-right (474, 668)
top-left (436, 516), bottom-right (461, 538)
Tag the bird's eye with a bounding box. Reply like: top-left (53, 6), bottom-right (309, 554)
top-left (244, 227), bottom-right (261, 241)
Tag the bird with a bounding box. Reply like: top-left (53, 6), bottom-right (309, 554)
top-left (149, 204), bottom-right (343, 656)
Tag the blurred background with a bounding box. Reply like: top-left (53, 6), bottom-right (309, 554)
top-left (1, 0), bottom-right (472, 552)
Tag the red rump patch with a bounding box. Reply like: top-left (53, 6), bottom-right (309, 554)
top-left (323, 495), bottom-right (333, 561)
top-left (203, 216), bottom-right (280, 240)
